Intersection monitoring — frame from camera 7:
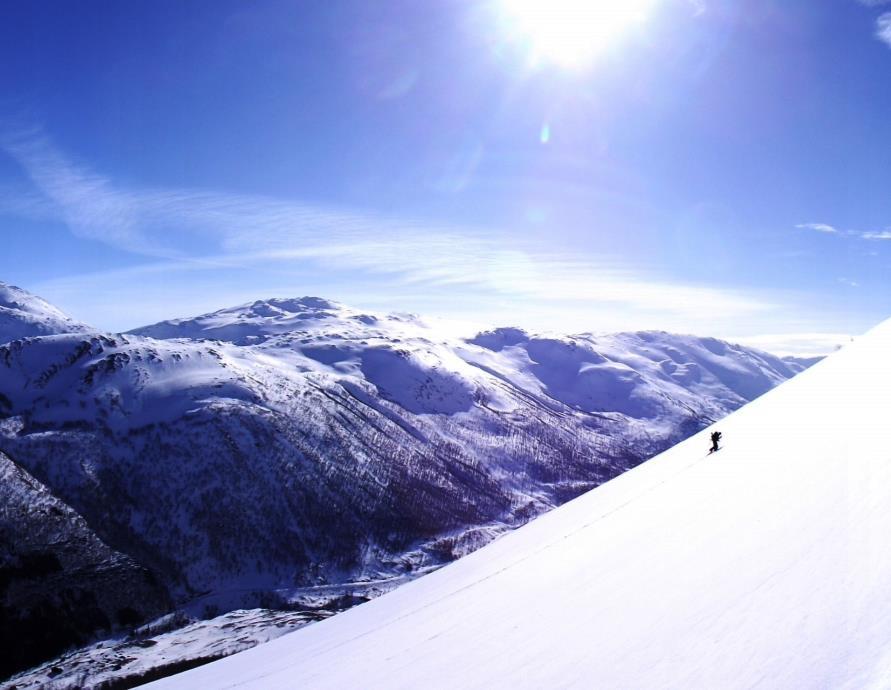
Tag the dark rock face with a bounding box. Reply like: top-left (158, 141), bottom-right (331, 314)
top-left (0, 452), bottom-right (170, 680)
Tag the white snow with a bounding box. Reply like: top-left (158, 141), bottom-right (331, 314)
top-left (134, 297), bottom-right (808, 428)
top-left (0, 281), bottom-right (91, 343)
top-left (147, 318), bottom-right (891, 689)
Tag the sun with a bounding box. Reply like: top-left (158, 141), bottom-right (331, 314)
top-left (499, 0), bottom-right (658, 69)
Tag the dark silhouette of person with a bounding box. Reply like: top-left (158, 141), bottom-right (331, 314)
top-left (710, 431), bottom-right (722, 453)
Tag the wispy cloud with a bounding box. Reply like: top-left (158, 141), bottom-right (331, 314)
top-left (795, 222), bottom-right (839, 234)
top-left (877, 12), bottom-right (891, 47)
top-left (2, 129), bottom-right (777, 331)
top-left (852, 1), bottom-right (891, 48)
top-left (794, 221), bottom-right (891, 241)
top-left (2, 128), bottom-right (171, 256)
top-left (3, 129), bottom-right (500, 265)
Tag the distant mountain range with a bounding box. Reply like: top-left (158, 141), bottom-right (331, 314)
top-left (0, 281), bottom-right (817, 683)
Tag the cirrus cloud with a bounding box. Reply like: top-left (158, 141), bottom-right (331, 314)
top-left (0, 129), bottom-right (779, 326)
top-left (795, 222), bottom-right (839, 234)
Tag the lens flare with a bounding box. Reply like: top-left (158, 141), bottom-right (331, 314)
top-left (499, 0), bottom-right (658, 69)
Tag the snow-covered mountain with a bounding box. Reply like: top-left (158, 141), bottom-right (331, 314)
top-left (0, 282), bottom-right (92, 343)
top-left (144, 317), bottom-right (887, 690)
top-left (0, 289), bottom-right (814, 684)
top-left (130, 296), bottom-right (350, 344)
top-left (133, 296), bottom-right (810, 428)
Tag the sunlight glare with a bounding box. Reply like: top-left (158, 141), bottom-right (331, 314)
top-left (500, 0), bottom-right (658, 69)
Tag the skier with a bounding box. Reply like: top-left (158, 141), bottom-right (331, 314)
top-left (710, 430), bottom-right (722, 453)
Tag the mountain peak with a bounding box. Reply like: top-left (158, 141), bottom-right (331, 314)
top-left (129, 295), bottom-right (359, 344)
top-left (240, 297), bottom-right (342, 319)
top-left (466, 327), bottom-right (530, 351)
top-left (0, 280), bottom-right (92, 343)
top-left (264, 296), bottom-right (340, 312)
top-left (1, 281), bottom-right (64, 316)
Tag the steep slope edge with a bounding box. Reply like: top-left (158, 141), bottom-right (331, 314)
top-left (148, 319), bottom-right (890, 689)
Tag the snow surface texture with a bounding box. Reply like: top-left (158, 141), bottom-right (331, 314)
top-left (146, 318), bottom-right (891, 690)
top-left (0, 287), bottom-right (812, 684)
top-left (0, 282), bottom-right (91, 342)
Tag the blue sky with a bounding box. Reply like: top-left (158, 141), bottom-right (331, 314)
top-left (2, 0), bottom-right (891, 354)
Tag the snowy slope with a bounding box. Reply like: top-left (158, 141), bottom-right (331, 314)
top-left (0, 282), bottom-right (91, 343)
top-left (147, 320), bottom-right (890, 690)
